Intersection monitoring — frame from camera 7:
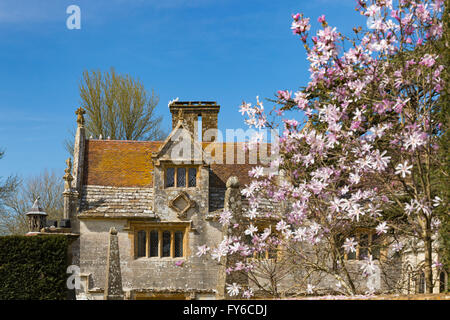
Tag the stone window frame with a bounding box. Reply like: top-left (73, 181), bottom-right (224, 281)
top-left (164, 165), bottom-right (199, 189)
top-left (344, 228), bottom-right (385, 262)
top-left (130, 222), bottom-right (190, 260)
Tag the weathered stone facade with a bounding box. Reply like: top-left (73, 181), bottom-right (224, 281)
top-left (69, 101), bottom-right (255, 300)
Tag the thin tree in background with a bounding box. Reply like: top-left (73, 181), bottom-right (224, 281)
top-left (0, 149), bottom-right (19, 200)
top-left (65, 68), bottom-right (166, 154)
top-left (0, 169), bottom-right (63, 235)
top-left (0, 149), bottom-right (20, 234)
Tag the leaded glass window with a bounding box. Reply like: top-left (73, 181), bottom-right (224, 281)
top-left (137, 230), bottom-right (146, 258)
top-left (177, 168), bottom-right (186, 187)
top-left (150, 230), bottom-right (159, 257)
top-left (418, 271), bottom-right (425, 293)
top-left (188, 168), bottom-right (197, 187)
top-left (165, 167), bottom-right (175, 188)
top-left (439, 271), bottom-right (447, 293)
top-left (347, 249), bottom-right (357, 260)
top-left (134, 226), bottom-right (188, 259)
top-left (162, 231), bottom-right (171, 257)
top-left (358, 233), bottom-right (369, 259)
top-left (174, 231), bottom-right (183, 257)
top-left (371, 233), bottom-right (380, 259)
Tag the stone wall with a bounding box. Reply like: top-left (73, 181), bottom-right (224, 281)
top-left (77, 216), bottom-right (224, 299)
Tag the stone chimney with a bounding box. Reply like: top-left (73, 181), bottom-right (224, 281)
top-left (169, 101), bottom-right (220, 142)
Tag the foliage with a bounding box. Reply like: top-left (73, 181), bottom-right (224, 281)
top-left (200, 0), bottom-right (447, 297)
top-left (65, 67), bottom-right (167, 155)
top-left (0, 169), bottom-right (64, 235)
top-left (435, 0), bottom-right (450, 280)
top-left (0, 149), bottom-right (20, 231)
top-left (0, 235), bottom-right (70, 300)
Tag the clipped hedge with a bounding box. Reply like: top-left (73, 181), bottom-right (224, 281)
top-left (0, 235), bottom-right (70, 300)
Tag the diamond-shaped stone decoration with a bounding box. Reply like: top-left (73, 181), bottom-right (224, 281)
top-left (169, 191), bottom-right (195, 219)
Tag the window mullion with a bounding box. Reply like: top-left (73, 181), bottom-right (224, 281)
top-left (159, 230), bottom-right (162, 257)
top-left (171, 231), bottom-right (174, 258)
top-left (146, 230), bottom-right (150, 258)
top-left (174, 168), bottom-right (177, 188)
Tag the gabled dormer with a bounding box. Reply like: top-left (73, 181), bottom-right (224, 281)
top-left (151, 105), bottom-right (212, 221)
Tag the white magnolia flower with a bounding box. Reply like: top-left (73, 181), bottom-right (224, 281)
top-left (367, 203), bottom-right (382, 218)
top-left (250, 166), bottom-right (264, 178)
top-left (219, 209), bottom-right (233, 225)
top-left (348, 204), bottom-right (365, 221)
top-left (196, 245), bottom-right (209, 257)
top-left (226, 283), bottom-right (241, 297)
top-left (211, 244), bottom-right (228, 262)
top-left (404, 200), bottom-right (416, 215)
top-left (242, 288), bottom-right (254, 299)
top-left (432, 196), bottom-right (442, 207)
top-left (361, 255), bottom-right (376, 276)
top-left (392, 242), bottom-right (403, 252)
top-left (375, 221), bottom-right (389, 235)
top-left (246, 207), bottom-right (258, 220)
top-left (341, 185), bottom-right (349, 195)
top-left (343, 237), bottom-right (357, 253)
top-left (275, 220), bottom-right (289, 233)
top-left (293, 227), bottom-right (307, 242)
top-left (244, 224), bottom-right (258, 237)
top-left (404, 131), bottom-right (426, 151)
top-left (416, 200), bottom-right (432, 216)
top-left (349, 172), bottom-right (361, 185)
top-left (395, 161), bottom-right (413, 178)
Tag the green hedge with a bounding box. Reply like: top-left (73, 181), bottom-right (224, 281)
top-left (0, 235), bottom-right (70, 300)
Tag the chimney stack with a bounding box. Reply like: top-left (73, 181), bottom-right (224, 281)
top-left (169, 101), bottom-right (220, 142)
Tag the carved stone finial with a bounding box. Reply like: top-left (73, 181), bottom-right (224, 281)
top-left (65, 158), bottom-right (72, 175)
top-left (63, 158), bottom-right (74, 190)
top-left (75, 107), bottom-right (86, 127)
top-left (226, 176), bottom-right (240, 189)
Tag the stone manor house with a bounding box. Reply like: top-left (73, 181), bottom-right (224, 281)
top-left (26, 100), bottom-right (448, 299)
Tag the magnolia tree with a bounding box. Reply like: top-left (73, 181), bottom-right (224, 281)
top-left (198, 0), bottom-right (447, 297)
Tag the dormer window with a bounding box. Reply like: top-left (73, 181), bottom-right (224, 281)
top-left (165, 166), bottom-right (198, 188)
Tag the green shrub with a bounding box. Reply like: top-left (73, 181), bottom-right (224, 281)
top-left (0, 235), bottom-right (69, 300)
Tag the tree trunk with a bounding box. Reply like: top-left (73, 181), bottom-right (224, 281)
top-left (424, 230), bottom-right (434, 294)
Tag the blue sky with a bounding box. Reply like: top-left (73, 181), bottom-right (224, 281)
top-left (0, 0), bottom-right (365, 179)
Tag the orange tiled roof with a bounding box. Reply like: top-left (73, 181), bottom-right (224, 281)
top-left (83, 140), bottom-right (161, 187)
top-left (83, 140), bottom-right (271, 188)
